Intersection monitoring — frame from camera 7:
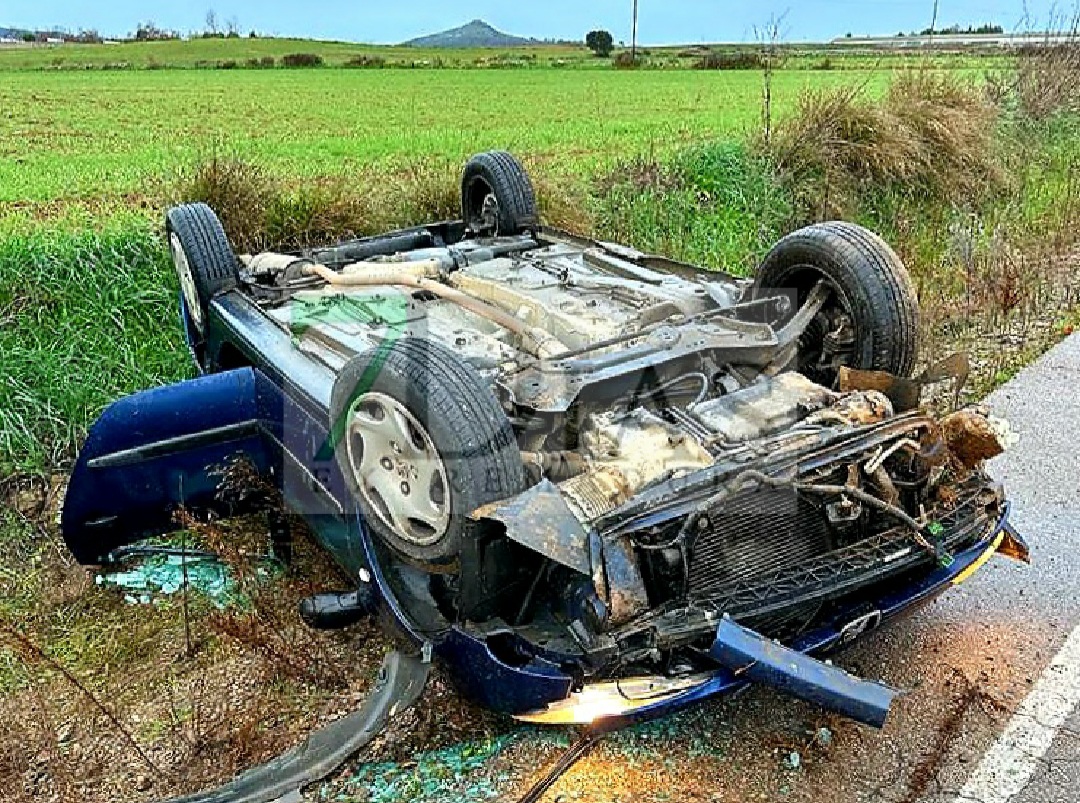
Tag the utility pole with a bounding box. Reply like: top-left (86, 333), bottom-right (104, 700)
top-left (631, 0), bottom-right (639, 60)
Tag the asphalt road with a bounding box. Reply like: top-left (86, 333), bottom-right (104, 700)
top-left (941, 332), bottom-right (1080, 803)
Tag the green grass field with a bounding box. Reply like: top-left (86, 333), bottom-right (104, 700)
top-left (0, 67), bottom-right (888, 221)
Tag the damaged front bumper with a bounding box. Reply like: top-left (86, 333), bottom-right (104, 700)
top-left (515, 506), bottom-right (1026, 730)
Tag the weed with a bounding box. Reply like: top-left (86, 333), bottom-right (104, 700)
top-left (177, 155), bottom-right (274, 252)
top-left (765, 71), bottom-right (1002, 220)
top-left (694, 51), bottom-right (766, 70)
top-left (344, 54), bottom-right (386, 68)
top-left (595, 141), bottom-right (790, 273)
top-left (1010, 15), bottom-right (1080, 120)
top-left (280, 53), bottom-right (324, 68)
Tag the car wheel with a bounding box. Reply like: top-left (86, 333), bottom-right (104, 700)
top-left (165, 203), bottom-right (239, 339)
top-left (330, 338), bottom-right (527, 566)
top-left (752, 222), bottom-right (919, 386)
top-left (461, 151), bottom-right (538, 236)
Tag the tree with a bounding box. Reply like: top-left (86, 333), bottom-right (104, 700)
top-left (205, 9), bottom-right (219, 35)
top-left (585, 29), bottom-right (614, 57)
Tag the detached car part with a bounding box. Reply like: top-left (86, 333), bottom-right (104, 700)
top-left (63, 151), bottom-right (1027, 786)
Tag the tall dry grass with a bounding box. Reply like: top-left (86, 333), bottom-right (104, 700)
top-left (177, 154), bottom-right (585, 253)
top-left (176, 156), bottom-right (460, 253)
top-left (1012, 14), bottom-right (1080, 120)
top-left (765, 71), bottom-right (1004, 220)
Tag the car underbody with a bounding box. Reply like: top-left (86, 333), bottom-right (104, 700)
top-left (62, 152), bottom-right (1026, 743)
top-left (235, 217), bottom-right (1013, 677)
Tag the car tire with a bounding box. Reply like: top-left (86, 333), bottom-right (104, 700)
top-left (752, 222), bottom-right (919, 384)
top-left (165, 203), bottom-right (239, 339)
top-left (461, 151), bottom-right (539, 236)
top-left (330, 338), bottom-right (527, 566)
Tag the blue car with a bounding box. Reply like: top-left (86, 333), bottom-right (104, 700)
top-left (61, 151), bottom-right (1027, 735)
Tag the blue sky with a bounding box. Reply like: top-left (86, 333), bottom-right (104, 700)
top-left (3, 1), bottom-right (1067, 44)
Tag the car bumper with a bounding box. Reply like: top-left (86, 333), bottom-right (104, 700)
top-left (512, 505), bottom-right (1025, 729)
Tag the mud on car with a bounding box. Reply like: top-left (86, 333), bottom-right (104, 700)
top-left (63, 151), bottom-right (1027, 734)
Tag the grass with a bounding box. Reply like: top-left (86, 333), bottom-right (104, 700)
top-left (593, 141), bottom-right (792, 273)
top-left (0, 68), bottom-right (888, 217)
top-left (0, 225), bottom-right (190, 475)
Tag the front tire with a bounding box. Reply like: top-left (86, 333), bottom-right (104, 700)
top-left (165, 203), bottom-right (238, 340)
top-left (330, 338), bottom-right (527, 566)
top-left (752, 222), bottom-right (919, 385)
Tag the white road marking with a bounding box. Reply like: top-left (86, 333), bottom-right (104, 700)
top-left (951, 622), bottom-right (1080, 803)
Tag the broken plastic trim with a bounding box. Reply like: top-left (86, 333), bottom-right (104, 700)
top-left (156, 651), bottom-right (430, 803)
top-left (709, 617), bottom-right (898, 729)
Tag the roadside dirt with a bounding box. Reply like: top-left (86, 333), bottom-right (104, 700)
top-left (0, 497), bottom-right (401, 803)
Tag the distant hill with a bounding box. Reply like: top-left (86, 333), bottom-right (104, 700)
top-left (403, 19), bottom-right (536, 48)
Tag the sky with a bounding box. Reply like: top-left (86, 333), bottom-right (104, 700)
top-left (1, 1), bottom-right (1069, 44)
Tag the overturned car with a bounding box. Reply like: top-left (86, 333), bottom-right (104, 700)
top-left (63, 151), bottom-right (1026, 736)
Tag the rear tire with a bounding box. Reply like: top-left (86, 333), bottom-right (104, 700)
top-left (331, 338), bottom-right (526, 566)
top-left (165, 203), bottom-right (238, 339)
top-left (461, 151), bottom-right (538, 236)
top-left (752, 222), bottom-right (919, 385)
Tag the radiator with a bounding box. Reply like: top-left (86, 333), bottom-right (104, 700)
top-left (687, 485), bottom-right (833, 600)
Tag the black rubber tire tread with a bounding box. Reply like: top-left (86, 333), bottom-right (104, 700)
top-left (753, 221), bottom-right (919, 378)
top-left (331, 338), bottom-right (527, 564)
top-left (165, 202), bottom-right (239, 316)
top-left (461, 150), bottom-right (539, 235)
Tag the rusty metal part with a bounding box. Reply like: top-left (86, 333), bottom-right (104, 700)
top-left (520, 450), bottom-right (588, 483)
top-left (472, 479), bottom-right (592, 575)
top-left (919, 351), bottom-right (971, 407)
top-left (561, 466), bottom-right (634, 521)
top-left (999, 524), bottom-right (1032, 564)
top-left (831, 390), bottom-right (895, 426)
top-left (839, 352), bottom-right (971, 411)
top-left (839, 367), bottom-right (922, 411)
top-left (941, 407), bottom-right (1012, 469)
top-left (867, 464), bottom-right (902, 507)
top-left (601, 536), bottom-right (651, 627)
top-left (302, 262), bottom-right (568, 359)
top-left (693, 373), bottom-right (836, 443)
top-left (561, 409), bottom-right (714, 521)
